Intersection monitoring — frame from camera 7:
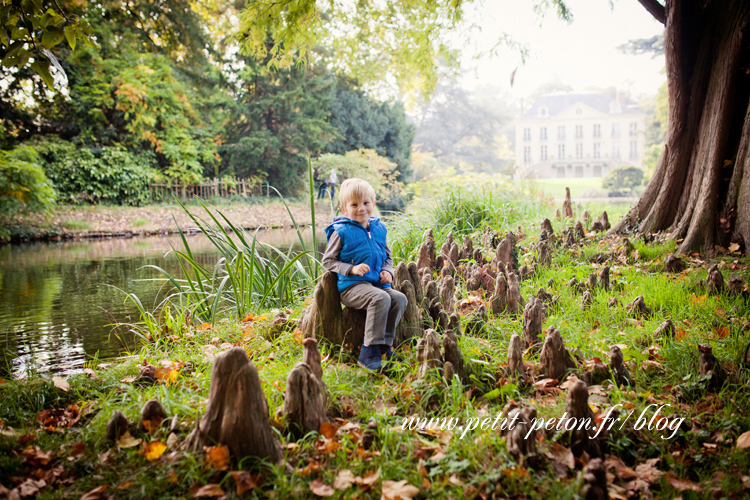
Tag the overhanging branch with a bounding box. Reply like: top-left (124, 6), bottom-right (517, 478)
top-left (638, 0), bottom-right (666, 25)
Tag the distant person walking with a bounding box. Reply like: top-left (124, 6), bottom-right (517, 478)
top-left (317, 168), bottom-right (328, 199)
top-left (327, 169), bottom-right (338, 198)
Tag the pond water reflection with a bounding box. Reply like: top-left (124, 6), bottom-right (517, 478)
top-left (0, 229), bottom-right (322, 378)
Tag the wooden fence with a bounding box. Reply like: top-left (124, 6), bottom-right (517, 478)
top-left (149, 177), bottom-right (270, 201)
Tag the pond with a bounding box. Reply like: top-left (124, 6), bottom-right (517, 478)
top-left (0, 229), bottom-right (323, 378)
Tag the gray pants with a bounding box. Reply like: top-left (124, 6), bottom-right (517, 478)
top-left (340, 283), bottom-right (407, 347)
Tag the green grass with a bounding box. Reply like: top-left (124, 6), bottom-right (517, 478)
top-left (517, 177), bottom-right (606, 199)
top-left (61, 220), bottom-right (92, 230)
top-left (1, 189), bottom-right (749, 499)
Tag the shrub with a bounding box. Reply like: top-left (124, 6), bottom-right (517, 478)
top-left (43, 145), bottom-right (157, 206)
top-left (602, 165), bottom-right (644, 192)
top-left (0, 145), bottom-right (56, 215)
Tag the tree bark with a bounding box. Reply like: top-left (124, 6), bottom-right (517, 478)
top-left (618, 0), bottom-right (750, 255)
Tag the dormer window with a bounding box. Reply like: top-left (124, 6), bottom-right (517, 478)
top-left (539, 107), bottom-right (548, 118)
top-left (576, 108), bottom-right (582, 115)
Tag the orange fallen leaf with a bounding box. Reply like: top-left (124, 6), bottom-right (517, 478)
top-left (190, 484), bottom-right (225, 497)
top-left (714, 326), bottom-right (730, 339)
top-left (154, 367), bottom-right (179, 385)
top-left (675, 328), bottom-right (689, 341)
top-left (204, 445), bottom-right (230, 471)
top-left (293, 328), bottom-right (304, 344)
top-left (231, 471), bottom-right (261, 495)
top-left (140, 441), bottom-right (167, 461)
top-left (689, 294), bottom-right (707, 305)
top-left (319, 421), bottom-right (338, 440)
top-left (242, 313), bottom-right (255, 322)
top-left (198, 323), bottom-right (212, 331)
top-left (69, 442), bottom-right (86, 459)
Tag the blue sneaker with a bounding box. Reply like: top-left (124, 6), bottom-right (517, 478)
top-left (357, 345), bottom-right (383, 372)
top-left (378, 344), bottom-right (404, 363)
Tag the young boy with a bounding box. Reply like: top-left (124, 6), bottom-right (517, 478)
top-left (322, 178), bottom-right (407, 372)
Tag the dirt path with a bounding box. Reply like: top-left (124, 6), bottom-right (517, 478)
top-left (2, 200), bottom-right (339, 241)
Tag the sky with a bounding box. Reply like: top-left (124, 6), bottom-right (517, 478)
top-left (456, 0), bottom-right (666, 101)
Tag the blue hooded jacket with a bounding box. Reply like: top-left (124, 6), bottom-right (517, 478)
top-left (324, 216), bottom-right (391, 292)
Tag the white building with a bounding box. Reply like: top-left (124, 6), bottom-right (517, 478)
top-left (515, 91), bottom-right (647, 179)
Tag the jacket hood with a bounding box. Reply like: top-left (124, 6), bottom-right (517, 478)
top-left (324, 216), bottom-right (380, 238)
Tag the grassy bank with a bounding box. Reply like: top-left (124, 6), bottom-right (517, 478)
top-left (1, 188), bottom-right (749, 499)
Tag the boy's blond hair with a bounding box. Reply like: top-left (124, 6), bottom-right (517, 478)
top-left (338, 178), bottom-right (376, 209)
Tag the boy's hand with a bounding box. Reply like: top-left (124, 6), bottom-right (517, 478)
top-left (380, 271), bottom-right (393, 284)
top-left (351, 264), bottom-right (370, 276)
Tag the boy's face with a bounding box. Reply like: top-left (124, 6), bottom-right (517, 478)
top-left (341, 196), bottom-right (375, 225)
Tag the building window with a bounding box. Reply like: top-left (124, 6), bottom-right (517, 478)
top-left (523, 146), bottom-right (531, 164)
top-left (612, 142), bottom-right (620, 159)
top-left (576, 143), bottom-right (583, 159)
top-left (629, 122), bottom-right (638, 136)
top-left (557, 126), bottom-right (565, 140)
top-left (629, 141), bottom-right (638, 159)
top-left (539, 127), bottom-right (547, 141)
top-left (576, 108), bottom-right (582, 115)
top-left (593, 124), bottom-right (601, 138)
top-left (612, 123), bottom-right (621, 138)
top-left (558, 144), bottom-right (565, 159)
top-left (575, 125), bottom-right (583, 139)
top-left (593, 143), bottom-right (601, 159)
top-left (523, 128), bottom-right (531, 141)
top-left (540, 145), bottom-right (548, 161)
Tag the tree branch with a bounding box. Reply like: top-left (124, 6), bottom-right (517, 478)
top-left (638, 0), bottom-right (666, 25)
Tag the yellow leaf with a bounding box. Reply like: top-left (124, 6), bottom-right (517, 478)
top-left (52, 376), bottom-right (69, 392)
top-left (141, 441), bottom-right (167, 461)
top-left (737, 431), bottom-right (750, 449)
top-left (728, 242), bottom-right (740, 253)
top-left (117, 431), bottom-right (142, 449)
top-left (154, 367), bottom-right (179, 385)
top-left (198, 323), bottom-right (212, 331)
top-left (242, 313), bottom-right (255, 322)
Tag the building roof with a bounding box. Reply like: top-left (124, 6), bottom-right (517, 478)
top-left (519, 91), bottom-right (644, 121)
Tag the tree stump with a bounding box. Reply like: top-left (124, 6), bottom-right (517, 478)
top-left (626, 296), bottom-right (652, 318)
top-left (586, 273), bottom-right (597, 290)
top-left (283, 339), bottom-right (328, 437)
top-left (140, 399), bottom-right (167, 434)
top-left (442, 329), bottom-right (465, 382)
top-left (362, 419), bottom-right (378, 450)
top-left (507, 334), bottom-right (527, 381)
top-left (583, 210), bottom-right (590, 226)
top-left (698, 343), bottom-right (726, 389)
top-left (664, 254), bottom-right (686, 272)
top-left (581, 458), bottom-right (609, 500)
top-left (540, 218), bottom-right (554, 241)
top-left (393, 262), bottom-right (411, 290)
top-left (416, 329), bottom-right (442, 379)
top-left (654, 319), bottom-right (675, 340)
top-left (495, 232), bottom-right (517, 270)
top-left (536, 287), bottom-right (554, 304)
top-left (472, 248), bottom-right (486, 265)
top-left (706, 264), bottom-right (724, 294)
top-left (107, 411), bottom-right (129, 442)
top-left (301, 272), bottom-right (344, 345)
top-left (564, 230), bottom-right (576, 248)
top-left (423, 281), bottom-right (441, 320)
top-left (575, 221), bottom-right (585, 239)
top-left (185, 347), bottom-right (283, 465)
top-left (568, 277), bottom-right (585, 295)
top-left (539, 327), bottom-right (577, 380)
top-left (583, 360), bottom-right (610, 386)
top-left (407, 262), bottom-right (424, 305)
top-left (581, 290), bottom-right (593, 310)
top-left (555, 208), bottom-right (562, 220)
top-left (562, 187), bottom-right (574, 218)
top-left (448, 242), bottom-right (460, 268)
top-left (507, 407), bottom-right (540, 466)
top-left (609, 345), bottom-right (630, 386)
top-left (438, 276), bottom-right (455, 314)
top-left (599, 266), bottom-right (610, 292)
top-left (460, 235), bottom-right (474, 261)
top-left (563, 380), bottom-right (603, 459)
top-left (522, 297), bottom-right (545, 347)
top-left (607, 297), bottom-right (619, 308)
top-left (506, 264), bottom-right (524, 314)
top-left (395, 280), bottom-right (422, 346)
top-left (590, 211), bottom-right (610, 232)
top-left (728, 274), bottom-right (746, 296)
top-left (416, 242), bottom-right (432, 271)
top-left (436, 309), bottom-right (450, 331)
top-left (489, 274), bottom-right (508, 314)
top-left (538, 241), bottom-right (551, 266)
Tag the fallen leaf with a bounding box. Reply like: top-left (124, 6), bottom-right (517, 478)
top-left (116, 431), bottom-right (142, 449)
top-left (204, 445), bottom-right (229, 470)
top-left (117, 482), bottom-right (132, 490)
top-left (675, 327), bottom-right (689, 341)
top-left (736, 431), bottom-right (750, 449)
top-left (605, 456), bottom-right (638, 480)
top-left (198, 323), bottom-right (212, 331)
top-left (120, 376), bottom-right (137, 383)
top-left (80, 484), bottom-right (110, 500)
top-left (309, 478), bottom-right (334, 497)
top-left (83, 368), bottom-right (99, 380)
top-left (293, 327), bottom-right (304, 344)
top-left (69, 442), bottom-right (86, 459)
top-left (154, 367), bottom-right (179, 385)
top-left (51, 376), bottom-right (69, 392)
top-left (319, 421), bottom-right (338, 440)
top-left (714, 326), bottom-right (730, 339)
top-left (666, 472), bottom-right (703, 492)
top-left (550, 442), bottom-right (575, 469)
top-left (381, 480), bottom-right (420, 500)
top-left (356, 469), bottom-right (381, 487)
top-left (334, 469), bottom-right (356, 490)
top-left (231, 471), bottom-right (261, 495)
top-left (729, 242), bottom-right (740, 253)
top-left (141, 441), bottom-right (167, 461)
top-left (635, 458), bottom-right (662, 484)
top-left (22, 445), bottom-right (52, 467)
top-left (190, 483), bottom-right (225, 497)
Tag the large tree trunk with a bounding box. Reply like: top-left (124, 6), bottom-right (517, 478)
top-left (619, 0), bottom-right (750, 254)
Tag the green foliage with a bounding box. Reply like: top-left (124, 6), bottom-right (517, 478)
top-left (0, 145), bottom-right (56, 215)
top-left (325, 78), bottom-right (415, 180)
top-left (602, 165), bottom-right (645, 192)
top-left (312, 149), bottom-right (405, 210)
top-left (218, 58), bottom-right (335, 195)
top-left (43, 145), bottom-right (156, 205)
